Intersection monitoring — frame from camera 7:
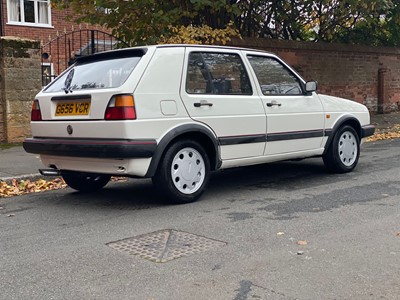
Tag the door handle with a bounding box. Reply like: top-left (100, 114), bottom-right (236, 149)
top-left (194, 100), bottom-right (213, 107)
top-left (266, 100), bottom-right (282, 107)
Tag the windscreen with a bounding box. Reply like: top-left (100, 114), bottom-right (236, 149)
top-left (44, 56), bottom-right (141, 92)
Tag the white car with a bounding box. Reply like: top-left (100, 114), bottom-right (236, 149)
top-left (24, 44), bottom-right (375, 204)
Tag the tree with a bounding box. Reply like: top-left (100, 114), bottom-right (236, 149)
top-left (52, 0), bottom-right (400, 46)
top-left (334, 1), bottom-right (400, 46)
top-left (52, 0), bottom-right (241, 45)
top-left (234, 0), bottom-right (395, 42)
top-left (159, 22), bottom-right (240, 45)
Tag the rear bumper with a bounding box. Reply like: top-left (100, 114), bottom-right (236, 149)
top-left (23, 137), bottom-right (157, 159)
top-left (361, 124), bottom-right (375, 138)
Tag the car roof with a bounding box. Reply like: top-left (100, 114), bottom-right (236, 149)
top-left (153, 44), bottom-right (273, 55)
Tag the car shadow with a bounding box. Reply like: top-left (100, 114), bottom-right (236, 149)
top-left (209, 159), bottom-right (329, 191)
top-left (59, 178), bottom-right (161, 210)
top-left (55, 158), bottom-right (343, 210)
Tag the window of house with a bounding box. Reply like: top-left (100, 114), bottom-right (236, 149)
top-left (186, 52), bottom-right (252, 95)
top-left (7, 0), bottom-right (51, 26)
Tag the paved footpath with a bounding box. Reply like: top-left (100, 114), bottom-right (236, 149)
top-left (0, 146), bottom-right (43, 181)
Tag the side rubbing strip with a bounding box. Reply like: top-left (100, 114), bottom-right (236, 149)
top-left (218, 130), bottom-right (327, 146)
top-left (267, 130), bottom-right (324, 142)
top-left (324, 129), bottom-right (333, 137)
top-left (219, 134), bottom-right (266, 146)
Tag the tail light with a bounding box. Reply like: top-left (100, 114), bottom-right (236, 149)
top-left (105, 95), bottom-right (136, 120)
top-left (31, 100), bottom-right (42, 121)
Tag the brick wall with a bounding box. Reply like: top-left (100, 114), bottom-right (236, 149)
top-left (1, 0), bottom-right (116, 83)
top-left (230, 38), bottom-right (400, 112)
top-left (0, 50), bottom-right (4, 141)
top-left (1, 0), bottom-right (107, 43)
top-left (0, 37), bottom-right (41, 143)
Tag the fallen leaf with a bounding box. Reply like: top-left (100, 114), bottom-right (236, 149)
top-left (111, 176), bottom-right (128, 182)
top-left (0, 178), bottom-right (67, 198)
top-left (366, 124), bottom-right (400, 142)
top-left (0, 176), bottom-right (126, 198)
top-left (297, 240), bottom-right (308, 246)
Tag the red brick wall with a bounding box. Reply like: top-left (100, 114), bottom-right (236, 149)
top-left (1, 0), bottom-right (107, 43)
top-left (1, 0), bottom-right (114, 80)
top-left (231, 38), bottom-right (400, 112)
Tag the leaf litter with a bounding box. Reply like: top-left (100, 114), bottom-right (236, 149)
top-left (367, 124), bottom-right (400, 142)
top-left (0, 177), bottom-right (127, 198)
top-left (0, 178), bottom-right (67, 198)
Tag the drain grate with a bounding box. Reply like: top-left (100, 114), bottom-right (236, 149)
top-left (107, 229), bottom-right (226, 263)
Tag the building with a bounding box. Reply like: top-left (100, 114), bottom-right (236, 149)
top-left (0, 0), bottom-right (121, 85)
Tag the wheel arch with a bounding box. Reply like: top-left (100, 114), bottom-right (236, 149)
top-left (324, 115), bottom-right (362, 155)
top-left (145, 124), bottom-right (221, 177)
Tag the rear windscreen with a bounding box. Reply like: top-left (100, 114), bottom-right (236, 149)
top-left (44, 56), bottom-right (141, 92)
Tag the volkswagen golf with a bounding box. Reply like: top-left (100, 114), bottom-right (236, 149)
top-left (24, 44), bottom-right (375, 203)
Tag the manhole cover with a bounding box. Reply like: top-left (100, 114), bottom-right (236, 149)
top-left (107, 229), bottom-right (226, 263)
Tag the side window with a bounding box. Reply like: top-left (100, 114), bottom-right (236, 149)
top-left (186, 52), bottom-right (252, 95)
top-left (247, 55), bottom-right (303, 95)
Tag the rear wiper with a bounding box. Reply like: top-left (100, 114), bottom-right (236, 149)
top-left (63, 69), bottom-right (75, 94)
top-left (63, 87), bottom-right (73, 94)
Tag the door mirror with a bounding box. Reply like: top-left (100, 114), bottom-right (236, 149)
top-left (305, 81), bottom-right (318, 92)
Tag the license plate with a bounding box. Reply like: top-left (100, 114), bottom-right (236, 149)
top-left (55, 101), bottom-right (90, 116)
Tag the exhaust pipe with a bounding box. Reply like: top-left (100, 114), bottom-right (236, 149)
top-left (39, 169), bottom-right (61, 176)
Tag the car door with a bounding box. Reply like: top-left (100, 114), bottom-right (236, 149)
top-left (245, 53), bottom-right (325, 156)
top-left (180, 47), bottom-right (266, 160)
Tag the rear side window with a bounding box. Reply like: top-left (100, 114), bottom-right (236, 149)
top-left (44, 56), bottom-right (141, 92)
top-left (186, 52), bottom-right (252, 95)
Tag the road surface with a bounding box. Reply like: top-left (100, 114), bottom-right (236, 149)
top-left (1, 139), bottom-right (400, 299)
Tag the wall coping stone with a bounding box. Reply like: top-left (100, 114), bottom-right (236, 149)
top-left (0, 37), bottom-right (40, 49)
top-left (230, 37), bottom-right (400, 56)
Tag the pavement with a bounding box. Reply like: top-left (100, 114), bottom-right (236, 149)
top-left (1, 111), bottom-right (399, 183)
top-left (0, 146), bottom-right (43, 182)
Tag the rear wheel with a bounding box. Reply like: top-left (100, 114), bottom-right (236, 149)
top-left (323, 125), bottom-right (360, 173)
top-left (62, 171), bottom-right (111, 192)
top-left (153, 140), bottom-right (210, 204)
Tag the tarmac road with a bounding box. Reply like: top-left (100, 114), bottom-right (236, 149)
top-left (1, 139), bottom-right (400, 300)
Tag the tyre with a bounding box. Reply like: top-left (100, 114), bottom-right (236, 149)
top-left (323, 125), bottom-right (360, 173)
top-left (153, 139), bottom-right (210, 204)
top-left (62, 171), bottom-right (111, 192)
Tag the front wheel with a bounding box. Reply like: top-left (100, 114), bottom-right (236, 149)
top-left (323, 125), bottom-right (360, 173)
top-left (62, 171), bottom-right (111, 192)
top-left (153, 140), bottom-right (210, 204)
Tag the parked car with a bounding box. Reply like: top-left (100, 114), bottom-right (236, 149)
top-left (23, 44), bottom-right (375, 204)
